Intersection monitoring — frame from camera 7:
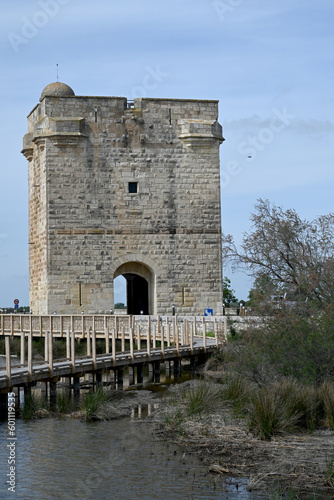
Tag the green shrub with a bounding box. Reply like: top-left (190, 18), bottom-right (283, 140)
top-left (57, 392), bottom-right (75, 414)
top-left (223, 375), bottom-right (252, 414)
top-left (82, 388), bottom-right (121, 421)
top-left (20, 393), bottom-right (48, 419)
top-left (173, 380), bottom-right (222, 417)
top-left (247, 385), bottom-right (299, 440)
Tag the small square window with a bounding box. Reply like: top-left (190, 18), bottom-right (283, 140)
top-left (128, 182), bottom-right (138, 194)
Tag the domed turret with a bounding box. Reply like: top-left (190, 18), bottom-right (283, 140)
top-left (40, 82), bottom-right (75, 101)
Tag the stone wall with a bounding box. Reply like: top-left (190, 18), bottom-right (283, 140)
top-left (22, 88), bottom-right (224, 315)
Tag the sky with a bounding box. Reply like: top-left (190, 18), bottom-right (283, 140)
top-left (0, 0), bottom-right (333, 307)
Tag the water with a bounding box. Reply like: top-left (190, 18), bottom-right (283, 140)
top-left (0, 414), bottom-right (262, 500)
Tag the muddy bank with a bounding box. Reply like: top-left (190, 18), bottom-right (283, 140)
top-left (152, 378), bottom-right (334, 498)
top-left (47, 388), bottom-right (160, 420)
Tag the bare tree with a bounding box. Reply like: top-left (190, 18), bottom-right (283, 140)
top-left (223, 199), bottom-right (334, 305)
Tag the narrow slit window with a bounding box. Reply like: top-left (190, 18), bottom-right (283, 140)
top-left (128, 182), bottom-right (138, 194)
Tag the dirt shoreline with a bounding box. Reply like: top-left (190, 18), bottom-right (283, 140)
top-left (152, 375), bottom-right (334, 498)
top-left (16, 374), bottom-right (334, 497)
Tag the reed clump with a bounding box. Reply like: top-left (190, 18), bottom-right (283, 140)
top-left (181, 380), bottom-right (222, 416)
top-left (20, 393), bottom-right (48, 419)
top-left (219, 375), bottom-right (334, 440)
top-left (82, 388), bottom-right (124, 422)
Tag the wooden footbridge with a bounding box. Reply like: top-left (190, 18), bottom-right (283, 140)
top-left (0, 314), bottom-right (227, 395)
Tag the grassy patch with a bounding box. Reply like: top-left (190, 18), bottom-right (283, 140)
top-left (182, 380), bottom-right (222, 416)
top-left (82, 388), bottom-right (123, 421)
top-left (20, 393), bottom-right (48, 419)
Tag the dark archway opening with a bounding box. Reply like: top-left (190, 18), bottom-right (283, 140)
top-left (123, 274), bottom-right (149, 315)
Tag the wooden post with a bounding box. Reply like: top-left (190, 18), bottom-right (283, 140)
top-left (48, 331), bottom-right (53, 377)
top-left (129, 327), bottom-right (134, 362)
top-left (166, 320), bottom-right (170, 347)
top-left (147, 322), bottom-right (151, 358)
top-left (50, 380), bottom-right (57, 408)
top-left (5, 337), bottom-right (11, 387)
top-left (173, 358), bottom-right (180, 376)
top-left (121, 326), bottom-right (125, 352)
top-left (129, 366), bottom-right (135, 385)
top-left (153, 324), bottom-right (156, 349)
top-left (137, 363), bottom-right (144, 384)
top-left (28, 334), bottom-right (33, 381)
top-left (87, 328), bottom-right (91, 356)
top-left (71, 332), bottom-right (75, 373)
top-left (73, 376), bottom-right (80, 398)
top-left (137, 325), bottom-right (141, 351)
top-left (154, 361), bottom-right (160, 382)
top-left (202, 317), bottom-right (206, 352)
top-left (190, 320), bottom-right (193, 354)
top-left (92, 329), bottom-right (96, 369)
top-left (112, 329), bottom-right (116, 366)
top-left (105, 327), bottom-right (109, 354)
top-left (96, 372), bottom-right (103, 388)
top-left (181, 322), bottom-right (185, 346)
top-left (116, 369), bottom-right (123, 388)
top-left (44, 330), bottom-right (49, 362)
top-left (161, 325), bottom-right (165, 357)
top-left (224, 317), bottom-right (228, 340)
top-left (66, 328), bottom-right (71, 360)
top-left (82, 314), bottom-right (85, 339)
top-left (20, 332), bottom-right (25, 366)
top-left (174, 316), bottom-right (179, 354)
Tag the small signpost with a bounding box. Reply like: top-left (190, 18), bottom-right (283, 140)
top-left (204, 308), bottom-right (213, 316)
top-left (14, 299), bottom-right (19, 310)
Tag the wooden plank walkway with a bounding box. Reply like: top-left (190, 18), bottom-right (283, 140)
top-left (0, 314), bottom-right (227, 391)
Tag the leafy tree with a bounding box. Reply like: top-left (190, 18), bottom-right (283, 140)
top-left (223, 199), bottom-right (334, 307)
top-left (223, 277), bottom-right (238, 306)
top-left (114, 302), bottom-right (126, 309)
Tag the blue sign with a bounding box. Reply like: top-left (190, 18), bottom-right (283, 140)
top-left (14, 304), bottom-right (19, 309)
top-left (204, 308), bottom-right (213, 316)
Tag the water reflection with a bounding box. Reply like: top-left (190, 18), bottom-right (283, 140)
top-left (0, 418), bottom-right (263, 500)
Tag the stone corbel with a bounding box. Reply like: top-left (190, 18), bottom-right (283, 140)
top-left (21, 133), bottom-right (33, 161)
top-left (179, 119), bottom-right (225, 147)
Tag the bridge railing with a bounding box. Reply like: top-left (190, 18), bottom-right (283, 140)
top-left (0, 315), bottom-right (227, 388)
top-left (0, 314), bottom-right (227, 340)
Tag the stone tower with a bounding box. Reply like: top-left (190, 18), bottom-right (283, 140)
top-left (22, 82), bottom-right (224, 315)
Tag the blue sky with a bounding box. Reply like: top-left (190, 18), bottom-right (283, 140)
top-left (0, 0), bottom-right (333, 307)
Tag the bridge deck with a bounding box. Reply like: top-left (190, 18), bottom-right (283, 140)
top-left (0, 315), bottom-right (226, 391)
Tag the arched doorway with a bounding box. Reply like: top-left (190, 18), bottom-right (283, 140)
top-left (113, 261), bottom-right (155, 315)
top-left (123, 274), bottom-right (149, 315)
